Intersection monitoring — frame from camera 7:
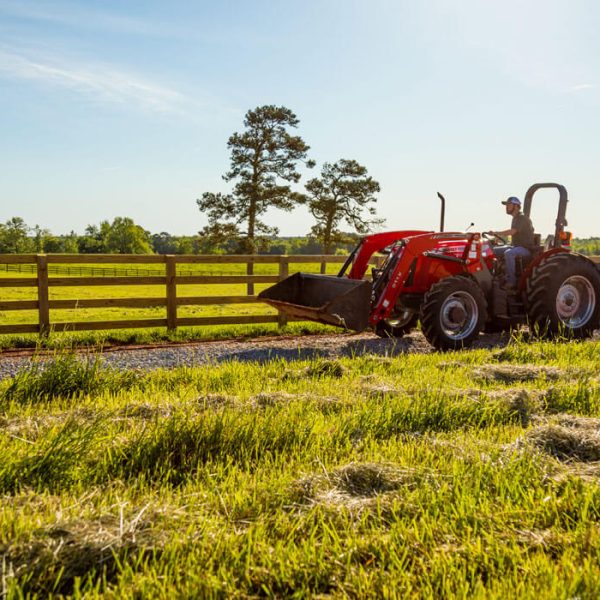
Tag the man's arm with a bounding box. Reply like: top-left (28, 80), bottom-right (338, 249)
top-left (492, 228), bottom-right (517, 237)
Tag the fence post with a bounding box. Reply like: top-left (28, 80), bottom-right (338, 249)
top-left (277, 256), bottom-right (289, 328)
top-left (36, 254), bottom-right (50, 337)
top-left (320, 256), bottom-right (327, 274)
top-left (166, 255), bottom-right (177, 331)
top-left (247, 255), bottom-right (254, 296)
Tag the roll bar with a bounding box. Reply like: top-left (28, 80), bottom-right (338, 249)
top-left (523, 183), bottom-right (568, 249)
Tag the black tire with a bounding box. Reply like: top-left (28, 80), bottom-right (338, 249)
top-left (527, 253), bottom-right (600, 338)
top-left (374, 310), bottom-right (419, 338)
top-left (421, 276), bottom-right (487, 351)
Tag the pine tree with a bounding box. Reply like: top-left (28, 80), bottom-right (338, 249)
top-left (306, 159), bottom-right (382, 254)
top-left (197, 105), bottom-right (313, 253)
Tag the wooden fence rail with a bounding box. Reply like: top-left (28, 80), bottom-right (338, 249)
top-left (2, 253), bottom-right (598, 338)
top-left (0, 253), bottom-right (375, 337)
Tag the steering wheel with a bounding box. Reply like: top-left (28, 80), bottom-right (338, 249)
top-left (482, 231), bottom-right (508, 246)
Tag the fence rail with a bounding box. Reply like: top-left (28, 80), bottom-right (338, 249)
top-left (2, 253), bottom-right (598, 339)
top-left (0, 262), bottom-right (258, 277)
top-left (0, 253), bottom-right (368, 337)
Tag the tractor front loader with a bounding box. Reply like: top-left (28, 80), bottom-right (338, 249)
top-left (259, 183), bottom-right (600, 351)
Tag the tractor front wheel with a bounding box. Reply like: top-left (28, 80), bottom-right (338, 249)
top-left (421, 276), bottom-right (487, 351)
top-left (374, 310), bottom-right (419, 338)
top-left (527, 253), bottom-right (600, 338)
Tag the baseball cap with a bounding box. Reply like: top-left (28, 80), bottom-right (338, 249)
top-left (501, 196), bottom-right (521, 207)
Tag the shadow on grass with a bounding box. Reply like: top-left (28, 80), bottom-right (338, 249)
top-left (211, 332), bottom-right (512, 365)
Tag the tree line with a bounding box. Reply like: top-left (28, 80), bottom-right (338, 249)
top-left (4, 212), bottom-right (597, 257)
top-left (0, 216), bottom-right (362, 255)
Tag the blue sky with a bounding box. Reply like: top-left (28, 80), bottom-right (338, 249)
top-left (1, 0), bottom-right (599, 238)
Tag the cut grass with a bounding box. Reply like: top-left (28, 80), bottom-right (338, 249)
top-left (0, 339), bottom-right (599, 597)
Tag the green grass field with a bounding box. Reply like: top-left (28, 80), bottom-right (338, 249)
top-left (1, 338), bottom-right (599, 597)
top-left (0, 262), bottom-right (341, 349)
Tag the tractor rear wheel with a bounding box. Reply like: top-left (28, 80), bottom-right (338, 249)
top-left (421, 276), bottom-right (487, 351)
top-left (527, 253), bottom-right (600, 338)
top-left (374, 310), bottom-right (418, 338)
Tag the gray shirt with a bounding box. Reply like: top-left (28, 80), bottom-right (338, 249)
top-left (511, 213), bottom-right (535, 249)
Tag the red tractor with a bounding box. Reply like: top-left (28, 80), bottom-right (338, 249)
top-left (259, 183), bottom-right (600, 351)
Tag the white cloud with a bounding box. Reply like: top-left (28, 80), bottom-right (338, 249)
top-left (570, 83), bottom-right (596, 92)
top-left (0, 49), bottom-right (197, 115)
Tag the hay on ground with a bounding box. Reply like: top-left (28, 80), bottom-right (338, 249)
top-left (487, 388), bottom-right (542, 426)
top-left (472, 364), bottom-right (563, 384)
top-left (249, 392), bottom-right (342, 411)
top-left (196, 393), bottom-right (238, 410)
top-left (1, 506), bottom-right (161, 595)
top-left (281, 359), bottom-right (347, 382)
top-left (362, 385), bottom-right (404, 400)
top-left (295, 462), bottom-right (434, 514)
top-left (527, 416), bottom-right (600, 462)
top-left (250, 391), bottom-right (299, 408)
top-left (117, 403), bottom-right (174, 420)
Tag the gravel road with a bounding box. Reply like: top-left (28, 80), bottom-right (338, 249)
top-left (2, 329), bottom-right (599, 380)
top-left (0, 331), bottom-right (516, 380)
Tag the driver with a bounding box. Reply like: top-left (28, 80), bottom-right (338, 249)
top-left (490, 196), bottom-right (535, 290)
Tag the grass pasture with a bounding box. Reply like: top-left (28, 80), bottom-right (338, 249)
top-left (1, 338), bottom-right (600, 597)
top-left (0, 261), bottom-right (342, 349)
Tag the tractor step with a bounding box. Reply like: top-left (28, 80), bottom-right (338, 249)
top-left (507, 294), bottom-right (526, 319)
top-left (492, 283), bottom-right (525, 319)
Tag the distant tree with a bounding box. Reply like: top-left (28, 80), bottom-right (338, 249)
top-left (78, 222), bottom-right (111, 253)
top-left (151, 232), bottom-right (178, 254)
top-left (40, 231), bottom-right (79, 254)
top-left (32, 225), bottom-right (52, 252)
top-left (196, 223), bottom-right (243, 254)
top-left (104, 217), bottom-right (153, 254)
top-left (61, 231), bottom-right (80, 253)
top-left (197, 105), bottom-right (314, 253)
top-left (150, 232), bottom-right (198, 255)
top-left (305, 159), bottom-right (382, 254)
top-left (175, 236), bottom-right (195, 254)
top-left (572, 237), bottom-right (600, 256)
top-left (0, 217), bottom-right (32, 253)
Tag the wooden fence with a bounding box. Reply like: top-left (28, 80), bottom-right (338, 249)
top-left (2, 253), bottom-right (598, 339)
top-left (0, 254), bottom-right (375, 337)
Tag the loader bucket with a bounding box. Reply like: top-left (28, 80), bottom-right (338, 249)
top-left (258, 273), bottom-right (372, 332)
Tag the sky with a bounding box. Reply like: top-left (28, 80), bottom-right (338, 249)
top-left (1, 0), bottom-right (599, 239)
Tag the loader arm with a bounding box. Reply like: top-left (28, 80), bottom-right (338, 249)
top-left (369, 232), bottom-right (480, 325)
top-left (346, 231), bottom-right (431, 279)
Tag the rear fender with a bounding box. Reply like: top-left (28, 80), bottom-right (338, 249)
top-left (519, 247), bottom-right (569, 290)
